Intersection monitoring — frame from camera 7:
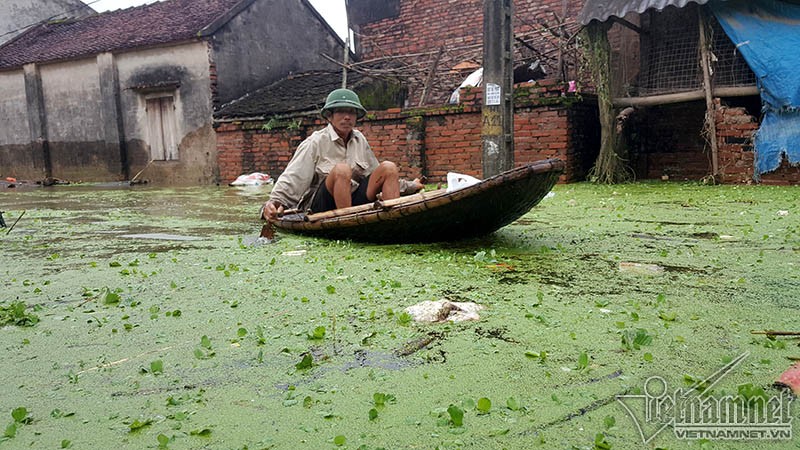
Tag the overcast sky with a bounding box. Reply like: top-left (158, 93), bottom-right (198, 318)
top-left (83, 0), bottom-right (348, 40)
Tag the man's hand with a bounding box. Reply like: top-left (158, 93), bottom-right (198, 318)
top-left (261, 200), bottom-right (284, 221)
top-left (410, 178), bottom-right (425, 194)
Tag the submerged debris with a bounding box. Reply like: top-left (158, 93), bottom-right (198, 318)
top-left (618, 262), bottom-right (665, 275)
top-left (405, 299), bottom-right (484, 323)
top-left (776, 362), bottom-right (800, 395)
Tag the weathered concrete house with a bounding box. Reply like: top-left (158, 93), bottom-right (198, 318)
top-left (1, 0), bottom-right (93, 46)
top-left (0, 0), bottom-right (345, 184)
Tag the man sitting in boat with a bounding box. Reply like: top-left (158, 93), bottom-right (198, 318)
top-left (261, 88), bottom-right (422, 220)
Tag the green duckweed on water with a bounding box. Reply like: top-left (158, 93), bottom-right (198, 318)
top-left (1, 182), bottom-right (799, 449)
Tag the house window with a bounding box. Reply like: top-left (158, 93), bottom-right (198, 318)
top-left (145, 94), bottom-right (178, 160)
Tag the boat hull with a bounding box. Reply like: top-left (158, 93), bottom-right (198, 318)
top-left (272, 158), bottom-right (564, 243)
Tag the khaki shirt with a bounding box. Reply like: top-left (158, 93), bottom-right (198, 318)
top-left (269, 124), bottom-right (379, 211)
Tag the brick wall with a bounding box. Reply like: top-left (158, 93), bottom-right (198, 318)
top-left (716, 100), bottom-right (758, 183)
top-left (214, 80), bottom-right (596, 184)
top-left (353, 0), bottom-right (585, 105)
top-left (716, 99), bottom-right (800, 185)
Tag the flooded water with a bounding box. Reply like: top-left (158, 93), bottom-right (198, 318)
top-left (1, 182), bottom-right (798, 449)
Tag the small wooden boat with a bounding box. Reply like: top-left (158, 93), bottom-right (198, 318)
top-left (271, 158), bottom-right (564, 243)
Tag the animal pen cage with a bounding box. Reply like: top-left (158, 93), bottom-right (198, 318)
top-left (611, 3), bottom-right (755, 99)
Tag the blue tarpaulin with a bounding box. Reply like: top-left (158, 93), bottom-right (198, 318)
top-left (711, 0), bottom-right (800, 175)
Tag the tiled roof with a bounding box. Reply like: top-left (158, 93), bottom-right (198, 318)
top-left (0, 0), bottom-right (244, 70)
top-left (215, 71), bottom-right (367, 119)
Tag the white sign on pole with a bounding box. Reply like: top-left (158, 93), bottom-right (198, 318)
top-left (485, 83), bottom-right (501, 106)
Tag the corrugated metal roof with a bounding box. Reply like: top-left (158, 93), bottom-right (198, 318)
top-left (578, 0), bottom-right (718, 25)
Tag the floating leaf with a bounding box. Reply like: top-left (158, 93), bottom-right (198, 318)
top-left (658, 311), bottom-right (676, 322)
top-left (333, 435), bottom-right (346, 446)
top-left (0, 301), bottom-right (39, 327)
top-left (190, 428), bottom-right (212, 437)
top-left (577, 351), bottom-right (589, 370)
top-left (476, 397), bottom-right (491, 414)
top-left (622, 328), bottom-right (653, 351)
top-left (368, 408), bottom-right (378, 420)
top-left (296, 354), bottom-right (313, 370)
top-left (4, 423), bottom-right (16, 438)
top-left (156, 434), bottom-right (169, 447)
top-left (308, 326), bottom-right (326, 340)
top-left (506, 396), bottom-right (521, 411)
top-left (447, 404), bottom-right (464, 427)
top-left (128, 418), bottom-right (152, 432)
top-left (594, 432), bottom-right (612, 450)
top-left (103, 290), bottom-right (120, 305)
top-left (11, 407), bottom-right (28, 423)
top-left (61, 439), bottom-right (72, 448)
top-left (200, 335), bottom-right (212, 349)
top-left (150, 360), bottom-right (164, 375)
top-left (326, 285), bottom-right (336, 294)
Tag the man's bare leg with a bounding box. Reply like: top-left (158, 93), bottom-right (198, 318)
top-left (367, 161), bottom-right (400, 201)
top-left (326, 163), bottom-right (353, 209)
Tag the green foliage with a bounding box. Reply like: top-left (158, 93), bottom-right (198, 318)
top-left (150, 360), bottom-right (164, 375)
top-left (506, 397), bottom-right (521, 411)
top-left (11, 407), bottom-right (29, 424)
top-left (102, 288), bottom-right (121, 305)
top-left (308, 326), bottom-right (326, 340)
top-left (476, 397), bottom-right (492, 414)
top-left (576, 351), bottom-right (589, 371)
top-left (621, 328), bottom-right (653, 351)
top-left (261, 116), bottom-right (303, 132)
top-left (295, 354), bottom-right (313, 370)
top-left (737, 383), bottom-right (768, 410)
top-left (525, 350), bottom-right (547, 363)
top-left (157, 434), bottom-right (169, 449)
top-left (397, 312), bottom-right (412, 325)
top-left (194, 336), bottom-right (215, 359)
top-left (594, 432), bottom-right (612, 450)
top-left (128, 418), bottom-right (152, 432)
top-left (0, 302), bottom-right (39, 327)
top-left (447, 404), bottom-right (464, 427)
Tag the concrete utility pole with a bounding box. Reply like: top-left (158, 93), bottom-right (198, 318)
top-left (481, 0), bottom-right (514, 177)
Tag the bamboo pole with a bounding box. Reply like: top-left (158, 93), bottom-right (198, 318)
top-left (698, 7), bottom-right (719, 178)
top-left (612, 86), bottom-right (758, 107)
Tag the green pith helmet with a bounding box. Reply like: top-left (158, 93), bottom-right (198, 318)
top-left (321, 88), bottom-right (367, 119)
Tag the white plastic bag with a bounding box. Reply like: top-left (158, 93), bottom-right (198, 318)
top-left (230, 172), bottom-right (272, 186)
top-left (446, 172), bottom-right (481, 193)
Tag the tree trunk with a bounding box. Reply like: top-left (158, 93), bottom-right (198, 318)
top-left (585, 22), bottom-right (632, 184)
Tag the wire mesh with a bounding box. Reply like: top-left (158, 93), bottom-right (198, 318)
top-left (615, 4), bottom-right (754, 98)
